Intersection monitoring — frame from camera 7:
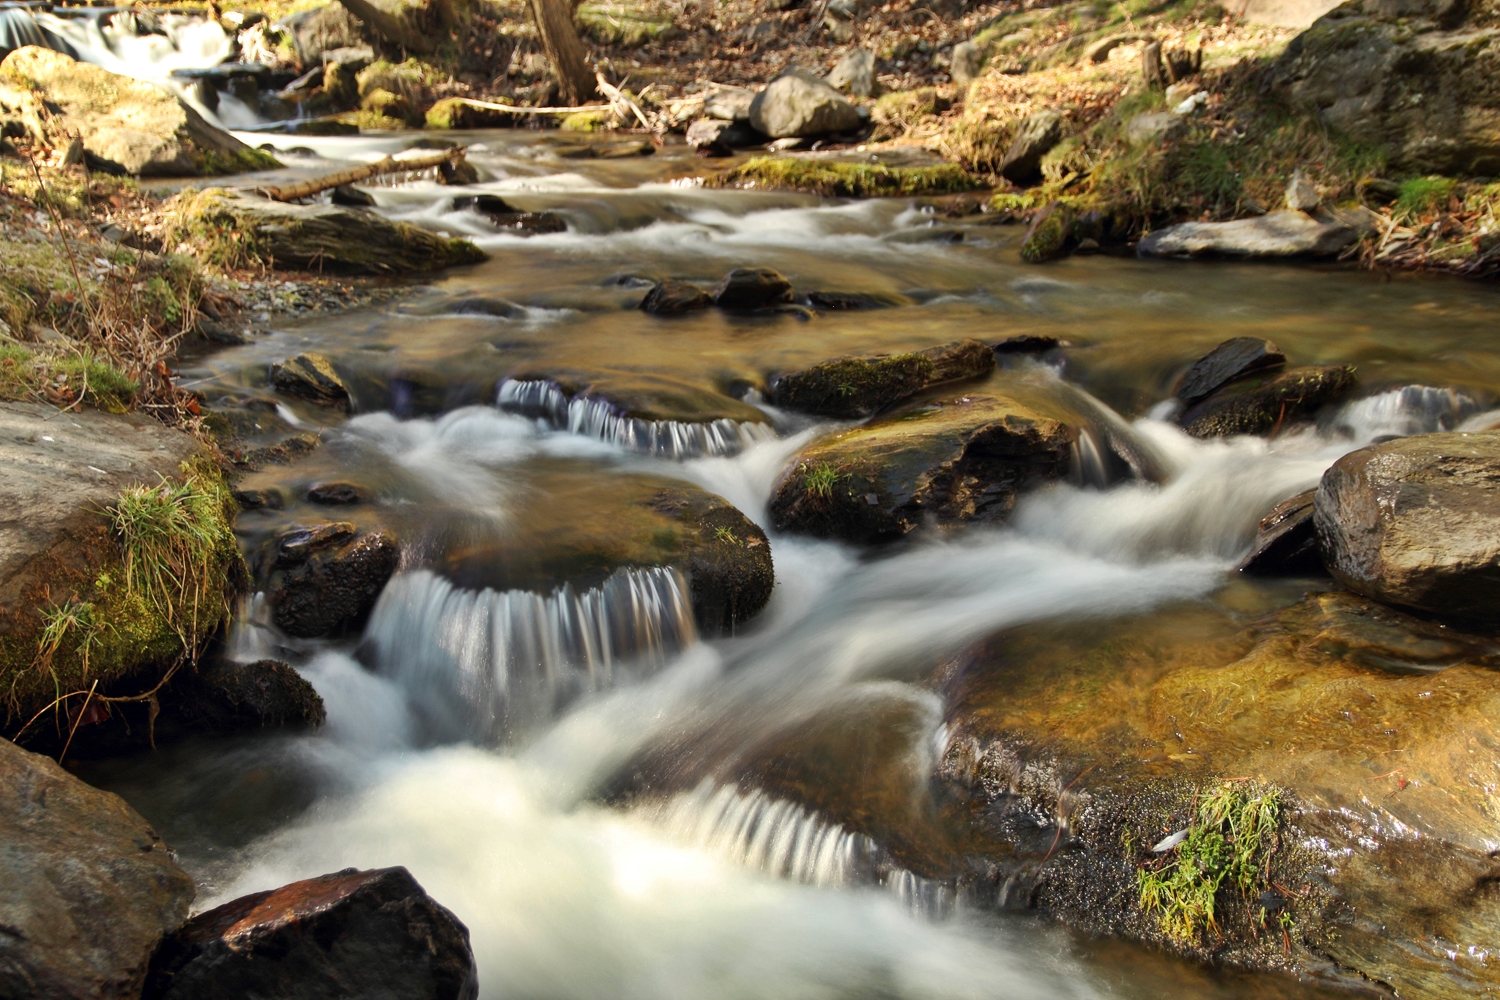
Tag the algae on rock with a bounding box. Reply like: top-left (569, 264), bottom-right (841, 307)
top-left (714, 157), bottom-right (977, 198)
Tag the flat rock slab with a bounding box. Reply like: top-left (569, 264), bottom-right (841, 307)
top-left (144, 867), bottom-right (477, 1000)
top-left (769, 339), bottom-right (994, 418)
top-left (1316, 430), bottom-right (1500, 626)
top-left (1137, 210), bottom-right (1359, 258)
top-left (0, 403), bottom-right (205, 664)
top-left (1, 736), bottom-right (195, 999)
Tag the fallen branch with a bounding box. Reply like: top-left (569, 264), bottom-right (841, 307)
top-left (458, 98), bottom-right (614, 114)
top-left (255, 148), bottom-right (466, 202)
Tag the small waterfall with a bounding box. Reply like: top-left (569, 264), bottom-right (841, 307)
top-left (651, 781), bottom-right (955, 916)
top-left (497, 378), bottom-right (777, 459)
top-left (364, 567), bottom-right (696, 740)
top-left (226, 591), bottom-right (276, 663)
top-left (1332, 385), bottom-right (1484, 440)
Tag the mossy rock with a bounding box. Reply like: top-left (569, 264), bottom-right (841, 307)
top-left (769, 386), bottom-right (1075, 542)
top-left (0, 46), bottom-right (277, 176)
top-left (769, 339), bottom-right (995, 418)
top-left (942, 590), bottom-right (1500, 996)
top-left (425, 96), bottom-right (513, 129)
top-left (1179, 365), bottom-right (1357, 437)
top-left (713, 157), bottom-right (978, 198)
top-left (1020, 202), bottom-right (1073, 263)
top-left (436, 467), bottom-right (774, 634)
top-left (359, 86), bottom-right (419, 126)
top-left (0, 403), bottom-right (240, 732)
top-left (561, 110), bottom-right (608, 132)
top-left (335, 109), bottom-right (412, 131)
top-left (170, 188), bottom-right (487, 275)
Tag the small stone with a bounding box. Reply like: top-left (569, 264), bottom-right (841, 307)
top-left (143, 867), bottom-right (478, 1000)
top-left (1286, 169), bottom-right (1321, 211)
top-left (641, 279), bottom-right (713, 314)
top-left (712, 267), bottom-right (794, 310)
top-left (1239, 489), bottom-right (1322, 576)
top-left (269, 527), bottom-right (400, 637)
top-left (233, 487), bottom-right (285, 510)
top-left (275, 521), bottom-right (358, 567)
top-left (993, 334), bottom-right (1063, 354)
top-left (452, 195), bottom-right (567, 235)
top-left (270, 352), bottom-right (351, 410)
top-left (307, 481), bottom-right (368, 504)
top-left (950, 40), bottom-right (984, 90)
top-left (1125, 111), bottom-right (1184, 145)
top-left (1175, 337), bottom-right (1287, 407)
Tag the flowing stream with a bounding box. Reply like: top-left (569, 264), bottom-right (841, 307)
top-left (84, 132), bottom-right (1500, 999)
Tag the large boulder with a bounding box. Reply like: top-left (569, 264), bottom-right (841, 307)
top-left (1315, 431), bottom-right (1500, 626)
top-left (1269, 0), bottom-right (1500, 175)
top-left (769, 339), bottom-right (995, 418)
top-left (0, 403), bottom-right (231, 728)
top-left (749, 68), bottom-right (862, 138)
top-left (1, 737), bottom-right (196, 999)
top-left (174, 189), bottom-right (487, 275)
top-left (1179, 364), bottom-right (1357, 437)
top-left (826, 48), bottom-right (877, 98)
top-left (143, 867), bottom-right (478, 1000)
top-left (1138, 210), bottom-right (1361, 258)
top-left (711, 267), bottom-right (794, 310)
top-left (941, 592), bottom-right (1500, 997)
top-left (0, 46), bottom-right (276, 176)
top-left (769, 388), bottom-right (1075, 542)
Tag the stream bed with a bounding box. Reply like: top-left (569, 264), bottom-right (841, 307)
top-left (86, 132), bottom-right (1500, 999)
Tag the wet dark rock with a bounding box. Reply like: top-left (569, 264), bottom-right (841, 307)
top-left (805, 290), bottom-right (892, 310)
top-left (1179, 365), bottom-right (1357, 438)
top-left (331, 183), bottom-right (375, 207)
top-left (173, 658), bottom-right (327, 731)
top-left (194, 316), bottom-right (252, 345)
top-left (307, 481), bottom-right (370, 505)
top-left (1315, 431), bottom-right (1500, 627)
top-left (769, 339), bottom-right (994, 418)
top-left (998, 110), bottom-right (1064, 187)
top-left (448, 296), bottom-right (526, 318)
top-left (1175, 337), bottom-right (1287, 407)
top-left (452, 194), bottom-right (567, 235)
top-left (1137, 210), bottom-right (1361, 258)
top-left (267, 526), bottom-right (400, 637)
top-left (770, 389), bottom-right (1074, 542)
top-left (0, 737), bottom-right (195, 1000)
top-left (712, 267), bottom-right (794, 310)
top-left (238, 432), bottom-right (322, 471)
top-left (651, 487), bottom-right (775, 633)
top-left (271, 352), bottom-right (351, 411)
top-left (640, 278), bottom-right (713, 314)
top-left (748, 68), bottom-right (862, 138)
top-left (1239, 488), bottom-right (1322, 575)
top-left (993, 334), bottom-right (1063, 354)
top-left (143, 866), bottom-right (477, 1000)
top-left (233, 486), bottom-right (285, 510)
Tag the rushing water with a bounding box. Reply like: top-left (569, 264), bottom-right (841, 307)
top-left (84, 132), bottom-right (1500, 999)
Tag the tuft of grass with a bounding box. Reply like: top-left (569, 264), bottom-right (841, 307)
top-left (714, 525), bottom-right (742, 545)
top-left (714, 157), bottom-right (978, 198)
top-left (1394, 176), bottom-right (1459, 222)
top-left (803, 461), bottom-right (842, 499)
top-left (1136, 782), bottom-right (1283, 945)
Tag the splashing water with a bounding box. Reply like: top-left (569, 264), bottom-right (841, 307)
top-left (498, 378), bottom-right (777, 459)
top-left (364, 567), bottom-right (697, 742)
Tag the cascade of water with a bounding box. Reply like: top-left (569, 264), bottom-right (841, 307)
top-left (497, 378), bottom-right (777, 459)
top-left (226, 591), bottom-right (276, 663)
top-left (650, 780), bottom-right (955, 915)
top-left (364, 567), bottom-right (697, 741)
top-left (1331, 384), bottom-right (1484, 439)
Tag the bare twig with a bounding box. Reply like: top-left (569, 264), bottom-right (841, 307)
top-left (255, 148), bottom-right (468, 201)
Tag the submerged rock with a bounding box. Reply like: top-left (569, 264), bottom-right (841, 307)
top-left (1179, 364), bottom-right (1357, 437)
top-left (144, 867), bottom-right (478, 1000)
top-left (769, 339), bottom-right (995, 418)
top-left (1137, 210), bottom-right (1360, 258)
top-left (307, 481), bottom-right (370, 505)
top-left (1316, 431), bottom-right (1500, 627)
top-left (941, 594), bottom-right (1500, 996)
top-left (271, 352), bottom-right (351, 411)
top-left (172, 658), bottom-right (326, 732)
top-left (770, 389), bottom-right (1074, 542)
top-left (0, 46), bottom-right (276, 176)
top-left (265, 524), bottom-right (400, 637)
top-left (1175, 337), bottom-right (1287, 407)
top-left (712, 267), bottom-right (794, 310)
top-left (1, 736), bottom-right (195, 999)
top-left (1239, 488), bottom-right (1321, 575)
top-left (748, 68), bottom-right (862, 138)
top-left (176, 189), bottom-right (487, 274)
top-left (640, 278), bottom-right (713, 314)
top-left (452, 195), bottom-right (568, 235)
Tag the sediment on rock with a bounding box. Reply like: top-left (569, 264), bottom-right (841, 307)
top-left (768, 339), bottom-right (995, 418)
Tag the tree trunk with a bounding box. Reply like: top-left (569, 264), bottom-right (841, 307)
top-left (1141, 41), bottom-right (1166, 91)
top-left (528, 0), bottom-right (597, 105)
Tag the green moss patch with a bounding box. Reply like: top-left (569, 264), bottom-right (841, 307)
top-left (714, 157), bottom-right (978, 198)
